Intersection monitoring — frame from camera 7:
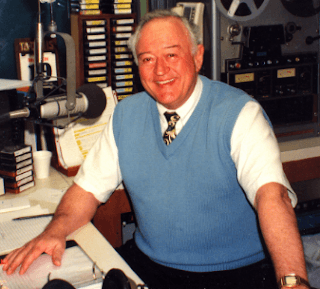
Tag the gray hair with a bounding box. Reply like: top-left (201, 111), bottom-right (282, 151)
top-left (127, 9), bottom-right (202, 65)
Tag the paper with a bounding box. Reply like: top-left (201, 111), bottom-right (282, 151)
top-left (0, 216), bottom-right (52, 255)
top-left (28, 187), bottom-right (67, 206)
top-left (19, 52), bottom-right (57, 83)
top-left (53, 87), bottom-right (118, 169)
top-left (0, 197), bottom-right (30, 214)
top-left (0, 246), bottom-right (103, 289)
top-left (0, 204), bottom-right (49, 223)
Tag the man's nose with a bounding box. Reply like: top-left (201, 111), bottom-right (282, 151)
top-left (154, 58), bottom-right (169, 75)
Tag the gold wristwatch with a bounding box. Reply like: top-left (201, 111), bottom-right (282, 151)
top-left (278, 274), bottom-right (310, 288)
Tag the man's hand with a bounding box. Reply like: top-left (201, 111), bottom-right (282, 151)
top-left (2, 183), bottom-right (100, 275)
top-left (2, 229), bottom-right (66, 275)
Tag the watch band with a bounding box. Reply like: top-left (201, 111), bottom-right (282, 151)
top-left (278, 274), bottom-right (311, 288)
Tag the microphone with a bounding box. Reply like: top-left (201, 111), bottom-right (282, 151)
top-left (40, 83), bottom-right (107, 119)
top-left (0, 84), bottom-right (107, 124)
top-left (0, 108), bottom-right (30, 123)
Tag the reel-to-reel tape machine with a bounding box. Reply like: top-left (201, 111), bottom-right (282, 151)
top-left (210, 0), bottom-right (320, 139)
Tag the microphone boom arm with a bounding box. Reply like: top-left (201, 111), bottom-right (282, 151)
top-left (47, 31), bottom-right (77, 112)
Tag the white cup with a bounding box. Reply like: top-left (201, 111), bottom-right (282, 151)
top-left (33, 150), bottom-right (52, 179)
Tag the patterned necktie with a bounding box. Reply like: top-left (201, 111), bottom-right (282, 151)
top-left (163, 111), bottom-right (180, 145)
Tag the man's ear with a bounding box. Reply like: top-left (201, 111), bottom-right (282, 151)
top-left (194, 44), bottom-right (204, 73)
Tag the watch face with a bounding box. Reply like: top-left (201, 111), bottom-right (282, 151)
top-left (285, 276), bottom-right (297, 285)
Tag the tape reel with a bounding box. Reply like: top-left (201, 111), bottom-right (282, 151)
top-left (215, 0), bottom-right (270, 21)
top-left (281, 0), bottom-right (320, 17)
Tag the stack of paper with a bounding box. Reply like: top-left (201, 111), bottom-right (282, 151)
top-left (0, 216), bottom-right (53, 255)
top-left (0, 195), bottom-right (53, 223)
top-left (0, 246), bottom-right (103, 289)
top-left (0, 197), bottom-right (30, 214)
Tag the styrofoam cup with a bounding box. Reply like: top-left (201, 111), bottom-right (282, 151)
top-left (33, 150), bottom-right (52, 179)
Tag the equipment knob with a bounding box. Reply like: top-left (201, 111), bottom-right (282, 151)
top-left (306, 35), bottom-right (320, 45)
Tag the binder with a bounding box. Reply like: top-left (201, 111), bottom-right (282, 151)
top-left (0, 245), bottom-right (104, 289)
top-left (0, 217), bottom-right (146, 288)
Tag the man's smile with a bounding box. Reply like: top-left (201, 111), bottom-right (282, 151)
top-left (156, 78), bottom-right (175, 85)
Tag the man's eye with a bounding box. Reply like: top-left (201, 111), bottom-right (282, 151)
top-left (143, 57), bottom-right (152, 62)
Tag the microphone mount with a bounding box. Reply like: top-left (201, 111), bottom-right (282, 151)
top-left (34, 0), bottom-right (77, 116)
top-left (0, 1), bottom-right (107, 129)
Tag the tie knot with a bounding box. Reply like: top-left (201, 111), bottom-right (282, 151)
top-left (164, 111), bottom-right (180, 124)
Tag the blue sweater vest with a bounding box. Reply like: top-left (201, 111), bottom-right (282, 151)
top-left (113, 76), bottom-right (265, 272)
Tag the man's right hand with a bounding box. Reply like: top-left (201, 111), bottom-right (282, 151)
top-left (2, 183), bottom-right (101, 275)
top-left (2, 229), bottom-right (66, 275)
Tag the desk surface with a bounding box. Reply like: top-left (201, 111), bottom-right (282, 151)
top-left (280, 137), bottom-right (320, 162)
top-left (0, 166), bottom-right (145, 286)
top-left (2, 167), bottom-right (73, 195)
top-left (1, 167), bottom-right (74, 213)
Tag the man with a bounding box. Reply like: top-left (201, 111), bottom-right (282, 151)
top-left (2, 9), bottom-right (310, 289)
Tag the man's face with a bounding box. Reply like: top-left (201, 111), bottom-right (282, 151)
top-left (136, 17), bottom-right (204, 110)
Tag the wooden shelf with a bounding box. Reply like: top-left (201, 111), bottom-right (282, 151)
top-left (70, 13), bottom-right (138, 100)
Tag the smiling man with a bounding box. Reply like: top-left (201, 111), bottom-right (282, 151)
top-left (2, 9), bottom-right (310, 289)
top-left (134, 16), bottom-right (203, 110)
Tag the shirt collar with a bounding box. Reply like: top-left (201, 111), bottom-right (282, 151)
top-left (157, 76), bottom-right (203, 126)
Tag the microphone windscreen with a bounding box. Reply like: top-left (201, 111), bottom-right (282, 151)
top-left (76, 84), bottom-right (107, 119)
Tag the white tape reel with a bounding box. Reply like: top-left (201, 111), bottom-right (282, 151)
top-left (215, 0), bottom-right (270, 21)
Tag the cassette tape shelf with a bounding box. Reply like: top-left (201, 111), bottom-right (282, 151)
top-left (71, 13), bottom-right (138, 101)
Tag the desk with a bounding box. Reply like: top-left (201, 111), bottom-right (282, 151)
top-left (280, 137), bottom-right (320, 184)
top-left (1, 166), bottom-right (131, 247)
top-left (1, 167), bottom-right (73, 215)
top-left (0, 166), bottom-right (144, 286)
